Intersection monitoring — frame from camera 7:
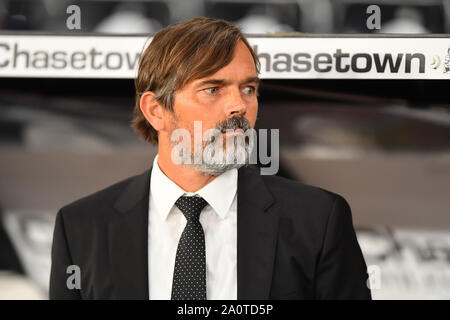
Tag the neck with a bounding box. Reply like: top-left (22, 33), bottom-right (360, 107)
top-left (156, 142), bottom-right (217, 193)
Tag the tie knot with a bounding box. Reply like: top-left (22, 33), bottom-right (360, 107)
top-left (175, 196), bottom-right (208, 222)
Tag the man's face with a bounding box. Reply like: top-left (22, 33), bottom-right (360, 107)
top-left (165, 40), bottom-right (259, 175)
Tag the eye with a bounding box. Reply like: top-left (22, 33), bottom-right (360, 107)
top-left (203, 87), bottom-right (218, 95)
top-left (243, 85), bottom-right (256, 95)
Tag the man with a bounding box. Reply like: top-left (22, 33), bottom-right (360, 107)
top-left (49, 17), bottom-right (371, 300)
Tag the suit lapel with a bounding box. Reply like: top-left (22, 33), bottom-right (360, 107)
top-left (108, 168), bottom-right (151, 299)
top-left (237, 165), bottom-right (279, 299)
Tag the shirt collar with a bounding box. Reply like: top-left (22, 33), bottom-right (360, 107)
top-left (150, 155), bottom-right (237, 221)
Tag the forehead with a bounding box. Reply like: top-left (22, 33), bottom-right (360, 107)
top-left (187, 41), bottom-right (258, 86)
top-left (213, 41), bottom-right (257, 76)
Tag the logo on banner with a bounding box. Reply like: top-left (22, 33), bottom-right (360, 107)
top-left (443, 46), bottom-right (450, 73)
top-left (430, 55), bottom-right (440, 70)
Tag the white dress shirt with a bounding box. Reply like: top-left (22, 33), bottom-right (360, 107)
top-left (148, 155), bottom-right (238, 300)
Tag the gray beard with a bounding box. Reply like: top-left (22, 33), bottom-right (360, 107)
top-left (191, 162), bottom-right (245, 176)
top-left (171, 116), bottom-right (253, 176)
top-left (185, 135), bottom-right (251, 176)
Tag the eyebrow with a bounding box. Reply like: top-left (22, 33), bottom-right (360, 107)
top-left (196, 76), bottom-right (260, 88)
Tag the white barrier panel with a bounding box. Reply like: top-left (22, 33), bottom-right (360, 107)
top-left (0, 34), bottom-right (449, 79)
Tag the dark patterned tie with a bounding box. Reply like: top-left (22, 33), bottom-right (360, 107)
top-left (171, 195), bottom-right (208, 300)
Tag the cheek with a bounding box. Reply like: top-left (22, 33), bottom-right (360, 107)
top-left (174, 112), bottom-right (216, 137)
top-left (247, 102), bottom-right (258, 125)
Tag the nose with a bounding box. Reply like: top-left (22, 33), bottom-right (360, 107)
top-left (224, 87), bottom-right (246, 118)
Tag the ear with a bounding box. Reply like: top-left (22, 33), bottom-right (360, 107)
top-left (139, 91), bottom-right (167, 132)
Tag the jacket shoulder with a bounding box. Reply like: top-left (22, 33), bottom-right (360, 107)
top-left (58, 170), bottom-right (149, 221)
top-left (260, 170), bottom-right (345, 207)
top-left (255, 167), bottom-right (351, 229)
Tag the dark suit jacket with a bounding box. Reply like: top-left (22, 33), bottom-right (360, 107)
top-left (49, 165), bottom-right (371, 300)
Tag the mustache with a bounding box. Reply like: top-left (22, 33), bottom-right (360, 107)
top-left (215, 116), bottom-right (251, 133)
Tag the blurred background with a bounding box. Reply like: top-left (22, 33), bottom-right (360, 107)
top-left (1, 0), bottom-right (450, 300)
top-left (2, 0), bottom-right (450, 34)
